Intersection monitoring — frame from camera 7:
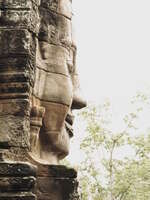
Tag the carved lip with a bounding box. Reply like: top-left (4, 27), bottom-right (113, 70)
top-left (65, 113), bottom-right (75, 125)
top-left (65, 114), bottom-right (75, 137)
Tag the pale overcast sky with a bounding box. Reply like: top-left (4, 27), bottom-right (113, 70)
top-left (68, 0), bottom-right (150, 165)
top-left (72, 0), bottom-right (150, 104)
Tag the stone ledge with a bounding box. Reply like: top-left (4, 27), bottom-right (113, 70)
top-left (37, 176), bottom-right (79, 200)
top-left (0, 115), bottom-right (30, 148)
top-left (0, 177), bottom-right (36, 192)
top-left (37, 165), bottom-right (77, 178)
top-left (0, 162), bottom-right (36, 177)
top-left (0, 99), bottom-right (30, 117)
top-left (0, 29), bottom-right (35, 56)
top-left (0, 192), bottom-right (36, 200)
top-left (0, 0), bottom-right (32, 10)
top-left (0, 148), bottom-right (28, 162)
top-left (0, 56), bottom-right (34, 72)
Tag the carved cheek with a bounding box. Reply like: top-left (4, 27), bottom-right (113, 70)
top-left (40, 73), bottom-right (73, 131)
top-left (41, 101), bottom-right (69, 132)
top-left (43, 73), bottom-right (73, 106)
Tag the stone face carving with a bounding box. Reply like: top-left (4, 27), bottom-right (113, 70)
top-left (29, 0), bottom-right (86, 164)
top-left (0, 0), bottom-right (85, 199)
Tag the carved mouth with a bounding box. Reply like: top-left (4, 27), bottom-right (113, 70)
top-left (65, 114), bottom-right (75, 138)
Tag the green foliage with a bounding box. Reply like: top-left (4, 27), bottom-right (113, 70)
top-left (78, 95), bottom-right (150, 200)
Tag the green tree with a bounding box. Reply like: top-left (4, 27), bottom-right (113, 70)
top-left (79, 94), bottom-right (150, 200)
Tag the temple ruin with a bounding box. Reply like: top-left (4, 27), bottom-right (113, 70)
top-left (0, 0), bottom-right (86, 199)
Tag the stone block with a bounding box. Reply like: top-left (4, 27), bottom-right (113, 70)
top-left (0, 29), bottom-right (31, 56)
top-left (0, 99), bottom-right (30, 116)
top-left (37, 165), bottom-right (77, 178)
top-left (0, 10), bottom-right (30, 26)
top-left (59, 0), bottom-right (72, 19)
top-left (35, 165), bottom-right (79, 200)
top-left (37, 177), bottom-right (79, 200)
top-left (0, 177), bottom-right (36, 192)
top-left (41, 0), bottom-right (72, 19)
top-left (0, 193), bottom-right (36, 200)
top-left (0, 72), bottom-right (30, 84)
top-left (0, 0), bottom-right (32, 9)
top-left (0, 148), bottom-right (28, 162)
top-left (0, 162), bottom-right (37, 199)
top-left (0, 82), bottom-right (30, 96)
top-left (40, 0), bottom-right (58, 13)
top-left (0, 115), bottom-right (30, 148)
top-left (0, 32), bottom-right (36, 91)
top-left (0, 56), bottom-right (34, 73)
top-left (0, 1), bottom-right (40, 34)
top-left (37, 177), bottom-right (62, 200)
top-left (39, 8), bottom-right (72, 48)
top-left (0, 162), bottom-right (36, 177)
top-left (0, 56), bottom-right (35, 88)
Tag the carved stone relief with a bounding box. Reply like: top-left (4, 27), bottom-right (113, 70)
top-left (29, 0), bottom-right (86, 165)
top-left (0, 0), bottom-right (85, 199)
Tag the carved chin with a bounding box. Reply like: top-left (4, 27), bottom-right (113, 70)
top-left (43, 126), bottom-right (70, 158)
top-left (29, 125), bottom-right (70, 164)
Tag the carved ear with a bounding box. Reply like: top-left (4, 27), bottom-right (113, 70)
top-left (30, 106), bottom-right (45, 127)
top-left (31, 106), bottom-right (45, 118)
top-left (30, 106), bottom-right (45, 156)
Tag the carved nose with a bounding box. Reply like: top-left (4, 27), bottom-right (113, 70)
top-left (71, 69), bottom-right (87, 110)
top-left (71, 91), bottom-right (87, 110)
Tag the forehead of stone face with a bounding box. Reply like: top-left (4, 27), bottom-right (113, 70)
top-left (36, 42), bottom-right (71, 76)
top-left (39, 12), bottom-right (72, 47)
top-left (40, 0), bottom-right (72, 18)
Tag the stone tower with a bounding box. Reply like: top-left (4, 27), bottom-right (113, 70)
top-left (0, 0), bottom-right (86, 199)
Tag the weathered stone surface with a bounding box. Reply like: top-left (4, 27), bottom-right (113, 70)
top-left (0, 115), bottom-right (30, 148)
top-left (0, 10), bottom-right (31, 26)
top-left (0, 72), bottom-right (30, 84)
top-left (0, 1), bottom-right (40, 34)
top-left (37, 177), bottom-right (62, 200)
top-left (0, 1), bottom-right (85, 199)
top-left (37, 177), bottom-right (79, 200)
top-left (0, 82), bottom-right (30, 95)
top-left (0, 162), bottom-right (37, 199)
top-left (0, 100), bottom-right (30, 116)
top-left (58, 0), bottom-right (72, 19)
top-left (34, 69), bottom-right (73, 105)
top-left (41, 0), bottom-right (72, 19)
top-left (31, 0), bottom-right (41, 7)
top-left (36, 42), bottom-right (71, 75)
top-left (37, 165), bottom-right (77, 178)
top-left (0, 29), bottom-right (31, 56)
top-left (0, 57), bottom-right (35, 89)
top-left (38, 8), bottom-right (72, 47)
top-left (0, 162), bottom-right (36, 177)
top-left (0, 177), bottom-right (36, 192)
top-left (0, 193), bottom-right (36, 200)
top-left (0, 56), bottom-right (34, 72)
top-left (0, 148), bottom-right (28, 161)
top-left (0, 0), bottom-right (32, 9)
